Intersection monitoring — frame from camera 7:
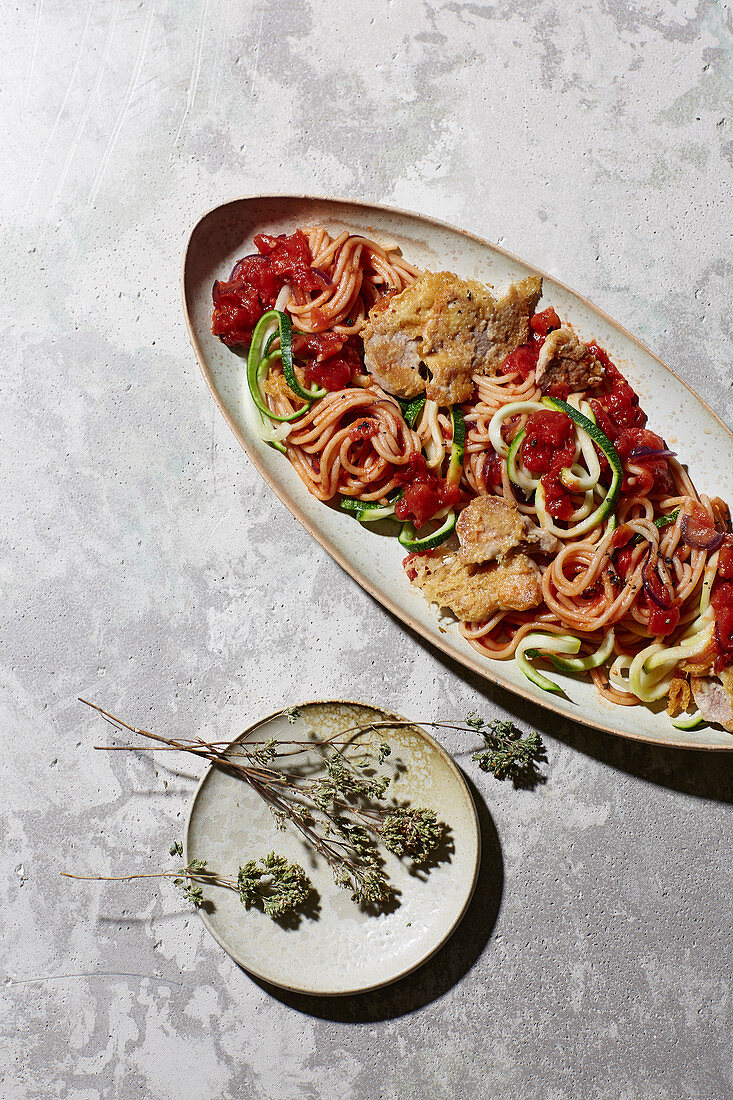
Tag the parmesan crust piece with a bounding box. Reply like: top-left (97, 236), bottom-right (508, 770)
top-left (535, 327), bottom-right (604, 394)
top-left (362, 270), bottom-right (542, 404)
top-left (456, 495), bottom-right (559, 564)
top-left (406, 546), bottom-right (542, 621)
top-left (263, 372), bottom-right (305, 403)
top-left (666, 677), bottom-right (691, 717)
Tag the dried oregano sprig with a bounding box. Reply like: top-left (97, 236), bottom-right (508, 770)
top-left (80, 700), bottom-right (445, 909)
top-left (236, 852), bottom-right (311, 917)
top-left (78, 701), bottom-right (546, 907)
top-left (468, 716), bottom-right (547, 787)
top-left (63, 844), bottom-right (312, 920)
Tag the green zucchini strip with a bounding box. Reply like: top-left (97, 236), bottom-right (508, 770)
top-left (403, 394), bottom-right (426, 428)
top-left (398, 510), bottom-right (457, 551)
top-left (340, 496), bottom-right (400, 523)
top-left (506, 428), bottom-right (540, 492)
top-left (246, 309), bottom-right (326, 432)
top-left (670, 709), bottom-right (704, 730)
top-left (247, 313), bottom-right (310, 425)
top-left (549, 629), bottom-right (615, 672)
top-left (515, 632), bottom-right (582, 693)
top-left (276, 309), bottom-right (327, 402)
top-left (446, 406), bottom-right (466, 485)
top-left (535, 396), bottom-right (622, 537)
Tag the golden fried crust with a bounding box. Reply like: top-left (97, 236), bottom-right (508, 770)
top-left (262, 372), bottom-right (305, 403)
top-left (362, 271), bottom-right (543, 403)
top-left (535, 327), bottom-right (605, 393)
top-left (407, 546), bottom-right (542, 621)
top-left (418, 272), bottom-right (499, 404)
top-left (457, 496), bottom-right (526, 564)
top-left (666, 677), bottom-right (691, 717)
top-left (456, 494), bottom-right (560, 564)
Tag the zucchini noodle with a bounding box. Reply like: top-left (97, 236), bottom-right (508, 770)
top-left (216, 224), bottom-right (732, 729)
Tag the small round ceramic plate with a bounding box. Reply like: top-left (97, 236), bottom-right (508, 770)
top-left (184, 700), bottom-right (480, 996)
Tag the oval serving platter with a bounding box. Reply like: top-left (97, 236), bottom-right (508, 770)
top-left (182, 195), bottom-right (733, 751)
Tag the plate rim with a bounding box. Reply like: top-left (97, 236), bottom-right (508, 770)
top-left (183, 698), bottom-right (482, 996)
top-left (181, 193), bottom-right (733, 753)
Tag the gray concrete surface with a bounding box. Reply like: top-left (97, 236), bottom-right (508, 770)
top-left (2, 2), bottom-right (732, 1097)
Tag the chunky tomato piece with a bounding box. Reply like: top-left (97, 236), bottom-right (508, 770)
top-left (211, 254), bottom-right (278, 347)
top-left (708, 579), bottom-right (733, 671)
top-left (615, 428), bottom-right (675, 496)
top-left (211, 231), bottom-right (322, 346)
top-left (587, 345), bottom-right (647, 443)
top-left (348, 418), bottom-right (378, 442)
top-left (293, 331), bottom-right (346, 362)
top-left (305, 357), bottom-right (352, 391)
top-left (647, 601), bottom-right (680, 637)
top-left (521, 411), bottom-right (573, 475)
top-left (398, 482), bottom-right (442, 528)
top-left (711, 581), bottom-right (733, 611)
top-left (682, 500), bottom-right (719, 546)
top-left (253, 232), bottom-right (324, 295)
top-left (303, 336), bottom-right (363, 391)
top-left (542, 466), bottom-right (576, 520)
top-left (481, 448), bottom-right (503, 493)
top-left (616, 547), bottom-right (635, 578)
top-left (520, 411), bottom-right (576, 519)
top-left (714, 606), bottom-right (733, 669)
top-left (394, 454), bottom-right (461, 528)
top-left (640, 557), bottom-right (680, 637)
top-left (718, 535), bottom-right (733, 580)
top-left (529, 307), bottom-right (561, 336)
top-left (499, 343), bottom-right (539, 379)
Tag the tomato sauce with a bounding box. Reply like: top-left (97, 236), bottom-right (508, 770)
top-left (718, 535), bottom-right (733, 580)
top-left (211, 231), bottom-right (323, 347)
top-left (711, 580), bottom-right (733, 671)
top-left (588, 346), bottom-right (647, 443)
top-left (615, 428), bottom-right (675, 497)
top-left (481, 448), bottom-right (503, 493)
top-left (394, 454), bottom-right (461, 529)
top-left (499, 307), bottom-right (562, 381)
top-left (347, 418), bottom-right (379, 443)
top-left (521, 410), bottom-right (576, 520)
top-left (303, 336), bottom-right (363, 392)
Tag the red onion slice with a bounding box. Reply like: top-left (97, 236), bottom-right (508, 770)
top-left (642, 549), bottom-right (674, 609)
top-left (681, 514), bottom-right (725, 552)
top-left (230, 254), bottom-right (260, 281)
top-left (310, 267), bottom-right (333, 288)
top-left (627, 446), bottom-right (677, 460)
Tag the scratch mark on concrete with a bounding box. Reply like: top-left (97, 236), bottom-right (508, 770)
top-left (42, 0), bottom-right (121, 238)
top-left (23, 0), bottom-right (44, 110)
top-left (168, 0), bottom-right (209, 164)
top-left (7, 970), bottom-right (183, 986)
top-left (23, 0), bottom-right (96, 218)
top-left (86, 3), bottom-right (156, 210)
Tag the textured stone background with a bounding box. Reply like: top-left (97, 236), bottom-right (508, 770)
top-left (2, 2), bottom-right (732, 1097)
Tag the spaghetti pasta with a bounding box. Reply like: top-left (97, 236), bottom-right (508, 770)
top-left (211, 225), bottom-right (733, 732)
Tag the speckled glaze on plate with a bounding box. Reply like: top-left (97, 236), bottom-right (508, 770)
top-left (181, 195), bottom-right (733, 750)
top-left (184, 700), bottom-right (480, 995)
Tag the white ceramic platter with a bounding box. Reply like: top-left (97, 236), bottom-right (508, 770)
top-left (182, 195), bottom-right (733, 751)
top-left (184, 701), bottom-right (480, 995)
